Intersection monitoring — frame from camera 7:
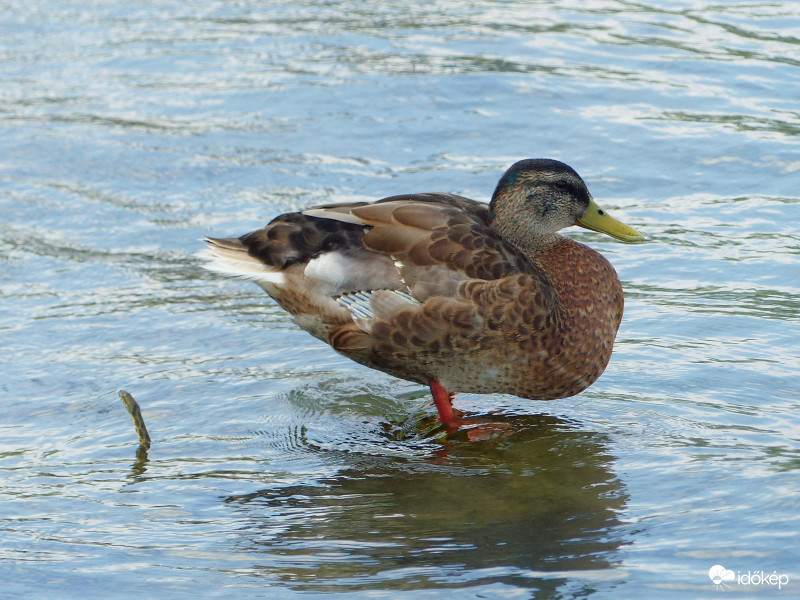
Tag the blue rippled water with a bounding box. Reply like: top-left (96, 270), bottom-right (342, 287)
top-left (1, 1), bottom-right (799, 598)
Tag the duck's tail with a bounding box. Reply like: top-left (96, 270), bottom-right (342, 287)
top-left (199, 237), bottom-right (285, 286)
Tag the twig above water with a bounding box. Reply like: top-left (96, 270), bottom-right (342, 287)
top-left (119, 390), bottom-right (151, 450)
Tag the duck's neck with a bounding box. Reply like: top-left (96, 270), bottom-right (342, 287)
top-left (517, 232), bottom-right (563, 256)
top-left (488, 195), bottom-right (565, 257)
top-left (489, 216), bottom-right (563, 257)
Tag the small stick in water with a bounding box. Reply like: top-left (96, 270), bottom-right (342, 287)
top-left (119, 390), bottom-right (151, 449)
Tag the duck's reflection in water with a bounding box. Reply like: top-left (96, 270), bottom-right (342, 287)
top-left (226, 413), bottom-right (628, 593)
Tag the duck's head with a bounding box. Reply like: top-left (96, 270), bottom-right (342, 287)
top-left (489, 159), bottom-right (643, 252)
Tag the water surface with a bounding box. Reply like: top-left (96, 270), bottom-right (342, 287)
top-left (2, 1), bottom-right (799, 598)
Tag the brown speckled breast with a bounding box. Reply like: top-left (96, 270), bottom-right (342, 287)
top-left (527, 237), bottom-right (624, 399)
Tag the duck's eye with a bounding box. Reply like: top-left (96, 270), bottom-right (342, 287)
top-left (554, 179), bottom-right (570, 191)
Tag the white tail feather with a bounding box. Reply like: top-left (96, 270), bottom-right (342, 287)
top-left (199, 241), bottom-right (285, 286)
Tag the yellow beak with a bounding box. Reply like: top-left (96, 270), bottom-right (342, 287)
top-left (575, 198), bottom-right (644, 243)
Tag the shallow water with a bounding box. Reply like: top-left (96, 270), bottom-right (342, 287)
top-left (2, 0), bottom-right (799, 598)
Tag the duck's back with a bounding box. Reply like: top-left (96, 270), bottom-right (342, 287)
top-left (203, 193), bottom-right (533, 335)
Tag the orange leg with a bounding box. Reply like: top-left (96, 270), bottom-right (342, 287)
top-left (428, 379), bottom-right (460, 431)
top-left (428, 378), bottom-right (512, 440)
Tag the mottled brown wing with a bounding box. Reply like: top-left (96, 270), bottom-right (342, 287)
top-left (313, 196), bottom-right (563, 386)
top-left (329, 271), bottom-right (563, 391)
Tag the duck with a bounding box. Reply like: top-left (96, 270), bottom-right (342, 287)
top-left (203, 159), bottom-right (643, 433)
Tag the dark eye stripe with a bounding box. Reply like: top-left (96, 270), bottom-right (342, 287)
top-left (552, 178), bottom-right (591, 208)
